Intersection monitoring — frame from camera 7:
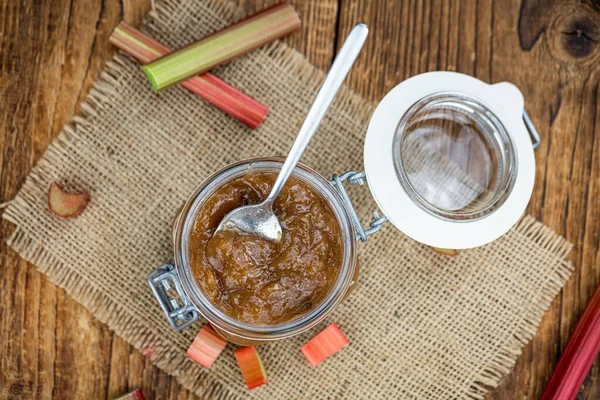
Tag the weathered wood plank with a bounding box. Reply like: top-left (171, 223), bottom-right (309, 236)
top-left (1, 0), bottom-right (71, 398)
top-left (492, 0), bottom-right (600, 398)
top-left (1, 0), bottom-right (599, 399)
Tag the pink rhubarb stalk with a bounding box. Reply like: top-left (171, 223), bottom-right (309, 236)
top-left (115, 388), bottom-right (144, 400)
top-left (301, 323), bottom-right (349, 367)
top-left (48, 182), bottom-right (90, 218)
top-left (541, 282), bottom-right (600, 400)
top-left (109, 22), bottom-right (269, 129)
top-left (140, 3), bottom-right (301, 91)
top-left (187, 324), bottom-right (227, 368)
top-left (234, 346), bottom-right (267, 390)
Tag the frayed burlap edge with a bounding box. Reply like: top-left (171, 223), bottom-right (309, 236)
top-left (2, 0), bottom-right (573, 398)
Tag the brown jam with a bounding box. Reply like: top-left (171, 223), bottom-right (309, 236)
top-left (189, 172), bottom-right (343, 325)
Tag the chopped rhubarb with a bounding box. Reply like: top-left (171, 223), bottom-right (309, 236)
top-left (301, 323), bottom-right (349, 367)
top-left (114, 388), bottom-right (145, 400)
top-left (541, 282), bottom-right (600, 400)
top-left (187, 324), bottom-right (227, 368)
top-left (109, 22), bottom-right (268, 129)
top-left (431, 247), bottom-right (459, 256)
top-left (48, 182), bottom-right (90, 218)
top-left (234, 346), bottom-right (267, 389)
top-left (141, 3), bottom-right (301, 91)
top-left (142, 342), bottom-right (155, 358)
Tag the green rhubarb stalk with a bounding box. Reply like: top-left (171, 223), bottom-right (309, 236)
top-left (109, 22), bottom-right (269, 129)
top-left (141, 3), bottom-right (301, 91)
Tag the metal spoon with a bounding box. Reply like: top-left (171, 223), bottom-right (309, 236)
top-left (215, 23), bottom-right (369, 242)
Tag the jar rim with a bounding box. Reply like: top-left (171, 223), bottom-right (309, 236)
top-left (393, 91), bottom-right (518, 222)
top-left (172, 157), bottom-right (358, 341)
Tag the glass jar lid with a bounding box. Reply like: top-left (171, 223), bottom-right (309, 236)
top-left (393, 92), bottom-right (518, 222)
top-left (363, 72), bottom-right (536, 249)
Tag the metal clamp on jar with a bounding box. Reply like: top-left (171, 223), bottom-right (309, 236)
top-left (149, 71), bottom-right (540, 344)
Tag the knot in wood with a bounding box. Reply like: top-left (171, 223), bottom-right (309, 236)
top-left (548, 5), bottom-right (600, 67)
top-left (9, 383), bottom-right (24, 396)
top-left (561, 14), bottom-right (599, 58)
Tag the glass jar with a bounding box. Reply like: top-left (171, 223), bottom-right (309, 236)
top-left (149, 158), bottom-right (373, 345)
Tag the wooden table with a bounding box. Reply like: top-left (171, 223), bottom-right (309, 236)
top-left (1, 0), bottom-right (599, 398)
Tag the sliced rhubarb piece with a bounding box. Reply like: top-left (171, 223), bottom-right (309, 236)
top-left (301, 323), bottom-right (349, 367)
top-left (109, 22), bottom-right (269, 129)
top-left (114, 388), bottom-right (145, 400)
top-left (48, 182), bottom-right (90, 218)
top-left (142, 342), bottom-right (155, 358)
top-left (141, 3), bottom-right (301, 91)
top-left (431, 247), bottom-right (459, 256)
top-left (234, 346), bottom-right (267, 389)
top-left (187, 324), bottom-right (227, 368)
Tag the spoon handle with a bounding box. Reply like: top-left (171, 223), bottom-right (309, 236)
top-left (266, 23), bottom-right (369, 203)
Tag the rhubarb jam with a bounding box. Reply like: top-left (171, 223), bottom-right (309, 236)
top-left (189, 173), bottom-right (343, 325)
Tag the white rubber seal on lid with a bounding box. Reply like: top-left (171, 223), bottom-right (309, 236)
top-left (364, 71), bottom-right (535, 249)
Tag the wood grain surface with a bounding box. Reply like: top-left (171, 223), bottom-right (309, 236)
top-left (0, 0), bottom-right (598, 398)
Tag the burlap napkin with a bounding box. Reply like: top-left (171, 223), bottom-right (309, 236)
top-left (2, 0), bottom-right (573, 398)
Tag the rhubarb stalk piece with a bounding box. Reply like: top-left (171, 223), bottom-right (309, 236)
top-left (431, 247), bottom-right (459, 256)
top-left (541, 282), bottom-right (600, 400)
top-left (301, 323), bottom-right (349, 367)
top-left (234, 346), bottom-right (267, 389)
top-left (48, 182), bottom-right (90, 218)
top-left (187, 324), bottom-right (227, 368)
top-left (109, 22), bottom-right (269, 129)
top-left (140, 3), bottom-right (301, 91)
top-left (115, 388), bottom-right (145, 400)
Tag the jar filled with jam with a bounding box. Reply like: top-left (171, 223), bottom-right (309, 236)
top-left (150, 158), bottom-right (368, 345)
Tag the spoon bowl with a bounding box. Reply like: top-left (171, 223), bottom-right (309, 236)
top-left (216, 199), bottom-right (282, 241)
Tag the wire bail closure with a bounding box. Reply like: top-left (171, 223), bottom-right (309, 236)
top-left (330, 171), bottom-right (388, 242)
top-left (148, 264), bottom-right (198, 330)
top-left (523, 110), bottom-right (541, 149)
